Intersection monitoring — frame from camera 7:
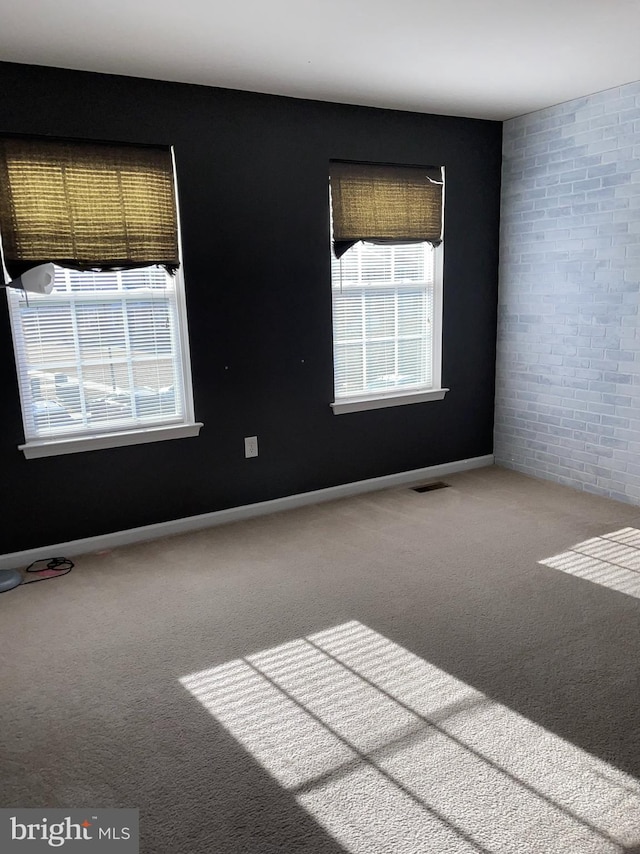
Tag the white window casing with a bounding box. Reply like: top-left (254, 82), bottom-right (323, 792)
top-left (331, 240), bottom-right (448, 414)
top-left (7, 265), bottom-right (202, 458)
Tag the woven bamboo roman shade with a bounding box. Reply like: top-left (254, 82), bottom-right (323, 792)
top-left (0, 136), bottom-right (180, 281)
top-left (330, 161), bottom-right (443, 259)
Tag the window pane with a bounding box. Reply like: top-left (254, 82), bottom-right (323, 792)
top-left (360, 243), bottom-right (391, 282)
top-left (398, 338), bottom-right (428, 385)
top-left (67, 269), bottom-right (119, 292)
top-left (394, 244), bottom-right (429, 282)
top-left (398, 291), bottom-right (428, 337)
top-left (365, 291), bottom-right (395, 339)
top-left (333, 294), bottom-right (363, 341)
top-left (366, 341), bottom-right (396, 388)
top-left (334, 342), bottom-right (364, 396)
top-left (20, 303), bottom-right (75, 364)
top-left (76, 302), bottom-right (126, 356)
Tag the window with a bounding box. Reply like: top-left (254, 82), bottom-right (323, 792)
top-left (329, 161), bottom-right (448, 414)
top-left (0, 135), bottom-right (201, 457)
top-left (6, 264), bottom-right (199, 458)
top-left (331, 240), bottom-right (444, 410)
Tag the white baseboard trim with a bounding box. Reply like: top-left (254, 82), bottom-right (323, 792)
top-left (1, 454), bottom-right (494, 570)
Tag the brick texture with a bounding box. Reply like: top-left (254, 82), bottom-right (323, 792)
top-left (495, 81), bottom-right (640, 503)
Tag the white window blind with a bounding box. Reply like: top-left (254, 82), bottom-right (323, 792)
top-left (331, 242), bottom-right (435, 400)
top-left (7, 265), bottom-right (194, 444)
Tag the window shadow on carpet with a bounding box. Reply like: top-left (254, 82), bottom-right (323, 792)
top-left (181, 620), bottom-right (640, 854)
top-left (540, 526), bottom-right (640, 600)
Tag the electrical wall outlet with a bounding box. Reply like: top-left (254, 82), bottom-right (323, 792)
top-left (244, 435), bottom-right (258, 458)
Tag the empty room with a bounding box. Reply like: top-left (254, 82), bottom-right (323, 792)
top-left (1, 1), bottom-right (640, 852)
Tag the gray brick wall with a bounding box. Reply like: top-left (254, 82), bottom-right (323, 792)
top-left (495, 81), bottom-right (640, 503)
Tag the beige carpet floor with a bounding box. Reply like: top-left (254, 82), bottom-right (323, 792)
top-left (3, 465), bottom-right (640, 853)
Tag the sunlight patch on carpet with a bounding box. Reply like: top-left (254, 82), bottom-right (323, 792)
top-left (540, 527), bottom-right (640, 599)
top-left (180, 621), bottom-right (640, 854)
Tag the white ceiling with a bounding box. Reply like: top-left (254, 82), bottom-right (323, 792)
top-left (1, 0), bottom-right (639, 121)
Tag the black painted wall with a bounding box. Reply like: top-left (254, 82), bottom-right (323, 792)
top-left (0, 62), bottom-right (502, 553)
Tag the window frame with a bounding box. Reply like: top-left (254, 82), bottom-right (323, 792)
top-left (330, 240), bottom-right (448, 415)
top-left (7, 264), bottom-right (202, 459)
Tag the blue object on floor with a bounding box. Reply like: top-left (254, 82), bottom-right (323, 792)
top-left (0, 569), bottom-right (22, 592)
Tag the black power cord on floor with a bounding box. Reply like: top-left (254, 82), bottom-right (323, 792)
top-left (22, 557), bottom-right (74, 584)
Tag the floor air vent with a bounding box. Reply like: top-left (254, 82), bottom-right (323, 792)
top-left (411, 481), bottom-right (450, 493)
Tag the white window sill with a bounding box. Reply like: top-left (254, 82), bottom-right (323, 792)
top-left (331, 388), bottom-right (449, 415)
top-left (19, 422), bottom-right (204, 459)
